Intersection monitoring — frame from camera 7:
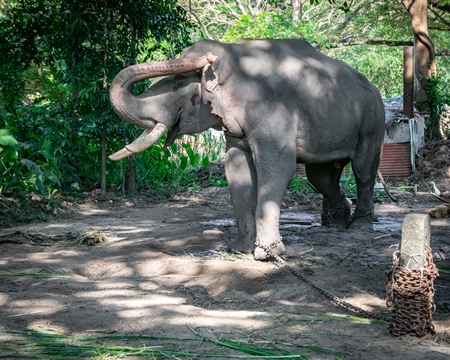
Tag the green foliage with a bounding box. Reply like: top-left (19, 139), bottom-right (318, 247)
top-left (426, 75), bottom-right (450, 140)
top-left (111, 131), bottom-right (226, 196)
top-left (288, 177), bottom-right (316, 197)
top-left (327, 46), bottom-right (403, 98)
top-left (0, 0), bottom-right (196, 199)
top-left (0, 195), bottom-right (62, 226)
top-left (209, 174), bottom-right (228, 187)
top-left (0, 129), bottom-right (61, 196)
top-left (223, 12), bottom-right (329, 47)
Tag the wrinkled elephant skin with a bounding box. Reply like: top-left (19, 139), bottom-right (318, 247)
top-left (109, 39), bottom-right (385, 260)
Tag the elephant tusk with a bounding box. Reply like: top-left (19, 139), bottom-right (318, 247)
top-left (109, 123), bottom-right (167, 161)
top-left (108, 147), bottom-right (135, 161)
top-left (125, 123), bottom-right (167, 153)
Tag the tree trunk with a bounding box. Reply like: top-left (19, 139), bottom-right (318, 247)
top-left (292, 0), bottom-right (300, 21)
top-left (124, 23), bottom-right (138, 192)
top-left (125, 154), bottom-right (137, 192)
top-left (402, 0), bottom-right (437, 110)
top-left (101, 123), bottom-right (107, 195)
top-left (101, 2), bottom-right (108, 196)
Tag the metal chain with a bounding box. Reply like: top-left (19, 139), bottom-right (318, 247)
top-left (256, 240), bottom-right (390, 322)
top-left (350, 209), bottom-right (373, 222)
top-left (321, 192), bottom-right (347, 226)
top-left (258, 239), bottom-right (438, 333)
top-left (385, 246), bottom-right (438, 336)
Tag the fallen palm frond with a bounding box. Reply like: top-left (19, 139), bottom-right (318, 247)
top-left (0, 268), bottom-right (72, 279)
top-left (73, 230), bottom-right (108, 246)
top-left (284, 312), bottom-right (387, 325)
top-left (0, 327), bottom-right (341, 359)
top-left (187, 326), bottom-right (339, 358)
top-left (0, 230), bottom-right (108, 247)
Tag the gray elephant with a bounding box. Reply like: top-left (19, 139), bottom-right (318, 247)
top-left (109, 39), bottom-right (385, 260)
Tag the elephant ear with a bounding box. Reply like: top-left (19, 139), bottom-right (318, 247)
top-left (201, 61), bottom-right (244, 137)
top-left (201, 64), bottom-right (218, 104)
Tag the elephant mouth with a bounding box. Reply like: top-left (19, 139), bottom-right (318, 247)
top-left (109, 122), bottom-right (168, 161)
top-left (164, 115), bottom-right (181, 148)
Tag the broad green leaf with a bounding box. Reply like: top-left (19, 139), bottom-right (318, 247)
top-left (0, 129), bottom-right (18, 147)
top-left (179, 156), bottom-right (188, 172)
top-left (21, 159), bottom-right (44, 175)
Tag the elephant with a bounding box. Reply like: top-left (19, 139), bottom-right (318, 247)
top-left (109, 39), bottom-right (386, 260)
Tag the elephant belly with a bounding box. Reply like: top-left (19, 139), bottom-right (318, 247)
top-left (295, 143), bottom-right (352, 165)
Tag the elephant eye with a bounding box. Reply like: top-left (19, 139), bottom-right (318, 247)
top-left (173, 80), bottom-right (184, 90)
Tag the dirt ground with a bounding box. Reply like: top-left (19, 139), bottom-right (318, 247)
top-left (1, 145), bottom-right (450, 359)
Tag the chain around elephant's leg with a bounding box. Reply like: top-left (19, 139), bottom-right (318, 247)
top-left (321, 192), bottom-right (352, 229)
top-left (349, 208), bottom-right (374, 229)
top-left (254, 236), bottom-right (285, 260)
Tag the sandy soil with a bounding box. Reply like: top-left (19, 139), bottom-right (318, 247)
top-left (1, 180), bottom-right (450, 359)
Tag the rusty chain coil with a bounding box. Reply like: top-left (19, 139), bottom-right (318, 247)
top-left (385, 246), bottom-right (438, 337)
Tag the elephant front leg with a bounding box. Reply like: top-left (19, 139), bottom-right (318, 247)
top-left (252, 147), bottom-right (295, 260)
top-left (224, 144), bottom-right (258, 254)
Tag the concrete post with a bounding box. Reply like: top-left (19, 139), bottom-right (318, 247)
top-left (400, 213), bottom-right (430, 269)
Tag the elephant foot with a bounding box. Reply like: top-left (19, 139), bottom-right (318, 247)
top-left (321, 196), bottom-right (352, 229)
top-left (227, 238), bottom-right (253, 254)
top-left (253, 239), bottom-right (286, 261)
top-left (349, 210), bottom-right (374, 230)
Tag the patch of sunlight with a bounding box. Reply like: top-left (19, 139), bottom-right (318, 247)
top-left (77, 209), bottom-right (111, 216)
top-left (340, 294), bottom-right (386, 312)
top-left (277, 299), bottom-right (300, 306)
top-left (0, 293), bottom-right (9, 306)
top-left (117, 304), bottom-right (272, 328)
top-left (92, 281), bottom-right (136, 289)
top-left (105, 295), bottom-right (184, 307)
top-left (25, 253), bottom-right (68, 263)
top-left (7, 299), bottom-right (67, 318)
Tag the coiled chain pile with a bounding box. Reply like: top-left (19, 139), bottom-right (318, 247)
top-left (385, 246), bottom-right (439, 337)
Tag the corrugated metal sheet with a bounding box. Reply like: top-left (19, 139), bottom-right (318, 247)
top-left (296, 165), bottom-right (306, 176)
top-left (379, 142), bottom-right (412, 178)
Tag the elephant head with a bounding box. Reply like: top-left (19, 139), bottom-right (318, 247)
top-left (109, 52), bottom-right (220, 160)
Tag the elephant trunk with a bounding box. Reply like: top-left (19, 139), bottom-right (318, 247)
top-left (110, 53), bottom-right (217, 129)
top-left (109, 52), bottom-right (217, 161)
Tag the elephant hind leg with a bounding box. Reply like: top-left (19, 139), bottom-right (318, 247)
top-left (350, 138), bottom-right (382, 227)
top-left (305, 162), bottom-right (351, 229)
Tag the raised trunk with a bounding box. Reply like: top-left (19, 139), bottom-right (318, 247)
top-left (109, 54), bottom-right (217, 129)
top-left (109, 53), bottom-right (217, 161)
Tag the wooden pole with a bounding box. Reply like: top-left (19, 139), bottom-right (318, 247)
top-left (403, 46), bottom-right (415, 119)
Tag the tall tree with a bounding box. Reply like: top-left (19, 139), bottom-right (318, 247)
top-left (402, 0), bottom-right (437, 108)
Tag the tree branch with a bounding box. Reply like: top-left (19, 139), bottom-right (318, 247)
top-left (332, 39), bottom-right (414, 48)
top-left (188, 0), bottom-right (214, 39)
top-left (428, 5), bottom-right (450, 30)
top-left (436, 50), bottom-right (450, 56)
